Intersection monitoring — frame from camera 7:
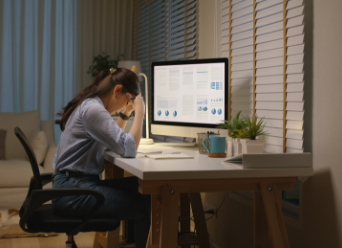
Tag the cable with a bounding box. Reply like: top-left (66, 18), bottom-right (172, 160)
top-left (205, 192), bottom-right (228, 220)
top-left (187, 193), bottom-right (228, 247)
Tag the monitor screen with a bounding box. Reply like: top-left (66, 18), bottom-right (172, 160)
top-left (151, 58), bottom-right (228, 129)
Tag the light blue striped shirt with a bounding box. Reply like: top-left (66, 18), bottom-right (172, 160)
top-left (53, 97), bottom-right (136, 175)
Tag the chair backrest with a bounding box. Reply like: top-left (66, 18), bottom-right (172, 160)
top-left (14, 127), bottom-right (43, 190)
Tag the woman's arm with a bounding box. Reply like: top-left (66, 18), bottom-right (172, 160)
top-left (116, 109), bottom-right (132, 131)
top-left (128, 94), bottom-right (145, 150)
top-left (81, 99), bottom-right (137, 158)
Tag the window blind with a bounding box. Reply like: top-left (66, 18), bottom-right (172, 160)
top-left (229, 0), bottom-right (254, 121)
top-left (221, 0), bottom-right (305, 153)
top-left (133, 0), bottom-right (197, 79)
top-left (132, 0), bottom-right (197, 136)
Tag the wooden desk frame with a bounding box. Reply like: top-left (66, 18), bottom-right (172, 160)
top-left (95, 159), bottom-right (296, 248)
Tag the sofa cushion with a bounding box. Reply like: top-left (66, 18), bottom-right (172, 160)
top-left (0, 111), bottom-right (40, 159)
top-left (0, 159), bottom-right (45, 188)
top-left (0, 129), bottom-right (6, 160)
top-left (30, 131), bottom-right (48, 165)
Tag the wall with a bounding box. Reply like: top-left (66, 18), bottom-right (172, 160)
top-left (287, 0), bottom-right (342, 247)
top-left (198, 0), bottom-right (342, 247)
top-left (198, 1), bottom-right (254, 247)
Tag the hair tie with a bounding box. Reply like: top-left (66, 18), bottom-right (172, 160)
top-left (110, 68), bottom-right (117, 74)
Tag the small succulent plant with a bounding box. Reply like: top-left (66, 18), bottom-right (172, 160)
top-left (235, 116), bottom-right (267, 140)
top-left (218, 111), bottom-right (247, 138)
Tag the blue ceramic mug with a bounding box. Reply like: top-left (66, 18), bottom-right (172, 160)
top-left (202, 136), bottom-right (226, 154)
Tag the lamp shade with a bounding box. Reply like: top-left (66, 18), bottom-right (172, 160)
top-left (118, 61), bottom-right (142, 78)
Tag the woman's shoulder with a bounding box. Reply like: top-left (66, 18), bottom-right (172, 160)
top-left (80, 97), bottom-right (103, 111)
top-left (79, 97), bottom-right (107, 119)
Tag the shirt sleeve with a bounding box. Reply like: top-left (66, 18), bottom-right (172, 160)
top-left (80, 100), bottom-right (137, 158)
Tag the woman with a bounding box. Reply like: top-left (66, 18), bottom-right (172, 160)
top-left (52, 68), bottom-right (150, 248)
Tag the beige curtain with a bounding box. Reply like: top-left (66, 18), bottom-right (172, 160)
top-left (76, 0), bottom-right (134, 91)
top-left (0, 0), bottom-right (133, 141)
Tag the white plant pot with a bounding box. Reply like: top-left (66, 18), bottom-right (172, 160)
top-left (232, 138), bottom-right (242, 156)
top-left (240, 139), bottom-right (265, 154)
top-left (226, 137), bottom-right (233, 157)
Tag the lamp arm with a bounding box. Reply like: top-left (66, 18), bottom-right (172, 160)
top-left (138, 72), bottom-right (149, 139)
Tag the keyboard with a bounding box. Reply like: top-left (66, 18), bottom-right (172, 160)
top-left (137, 147), bottom-right (163, 154)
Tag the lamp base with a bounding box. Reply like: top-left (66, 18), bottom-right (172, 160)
top-left (140, 138), bottom-right (154, 145)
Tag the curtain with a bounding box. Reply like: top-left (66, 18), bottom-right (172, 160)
top-left (0, 0), bottom-right (133, 141)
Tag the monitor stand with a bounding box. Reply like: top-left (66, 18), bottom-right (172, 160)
top-left (149, 136), bottom-right (197, 147)
top-left (156, 142), bottom-right (196, 147)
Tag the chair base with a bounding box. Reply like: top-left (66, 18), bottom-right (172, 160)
top-left (66, 235), bottom-right (77, 248)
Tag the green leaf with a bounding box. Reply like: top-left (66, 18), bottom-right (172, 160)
top-left (87, 52), bottom-right (123, 78)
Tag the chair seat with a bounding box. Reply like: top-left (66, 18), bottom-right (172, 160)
top-left (25, 204), bottom-right (121, 233)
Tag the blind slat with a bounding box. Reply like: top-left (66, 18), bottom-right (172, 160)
top-left (287, 0), bottom-right (304, 10)
top-left (256, 0), bottom-right (283, 11)
top-left (232, 0), bottom-right (252, 12)
top-left (256, 3), bottom-right (282, 20)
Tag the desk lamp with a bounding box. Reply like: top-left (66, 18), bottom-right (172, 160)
top-left (118, 61), bottom-right (154, 145)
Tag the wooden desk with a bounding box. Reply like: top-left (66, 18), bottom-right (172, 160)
top-left (101, 149), bottom-right (313, 248)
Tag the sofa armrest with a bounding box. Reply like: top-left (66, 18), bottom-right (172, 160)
top-left (43, 144), bottom-right (57, 173)
top-left (40, 121), bottom-right (57, 172)
top-left (40, 121), bottom-right (55, 146)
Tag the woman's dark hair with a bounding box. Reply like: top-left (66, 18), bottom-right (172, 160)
top-left (56, 68), bottom-right (140, 131)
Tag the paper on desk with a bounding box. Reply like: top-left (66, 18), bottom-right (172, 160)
top-left (145, 153), bottom-right (194, 160)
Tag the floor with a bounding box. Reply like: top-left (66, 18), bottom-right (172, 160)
top-left (0, 232), bottom-right (96, 248)
top-left (0, 232), bottom-right (139, 248)
top-left (0, 233), bottom-right (203, 248)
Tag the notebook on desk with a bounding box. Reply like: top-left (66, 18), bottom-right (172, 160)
top-left (223, 153), bottom-right (312, 168)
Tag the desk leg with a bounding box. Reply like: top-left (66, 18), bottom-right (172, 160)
top-left (146, 194), bottom-right (162, 248)
top-left (180, 193), bottom-right (191, 248)
top-left (190, 193), bottom-right (211, 248)
top-left (159, 185), bottom-right (179, 248)
top-left (254, 191), bottom-right (269, 248)
top-left (260, 183), bottom-right (290, 248)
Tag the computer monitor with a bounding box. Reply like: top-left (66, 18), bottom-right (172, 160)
top-left (151, 58), bottom-right (229, 140)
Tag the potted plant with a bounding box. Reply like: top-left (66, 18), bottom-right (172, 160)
top-left (236, 115), bottom-right (267, 154)
top-left (218, 111), bottom-right (247, 156)
top-left (87, 53), bottom-right (124, 78)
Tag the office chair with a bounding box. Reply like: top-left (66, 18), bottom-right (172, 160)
top-left (14, 127), bottom-right (121, 248)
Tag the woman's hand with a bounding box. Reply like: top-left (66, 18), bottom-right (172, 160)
top-left (130, 94), bottom-right (145, 116)
top-left (121, 95), bottom-right (135, 116)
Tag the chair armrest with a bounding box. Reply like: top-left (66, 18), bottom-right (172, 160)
top-left (20, 188), bottom-right (105, 236)
top-left (40, 173), bottom-right (53, 186)
top-left (25, 173), bottom-right (54, 199)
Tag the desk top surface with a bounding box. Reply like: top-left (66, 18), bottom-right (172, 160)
top-left (104, 145), bottom-right (313, 181)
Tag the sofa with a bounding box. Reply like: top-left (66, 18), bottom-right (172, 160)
top-left (0, 110), bottom-right (57, 209)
